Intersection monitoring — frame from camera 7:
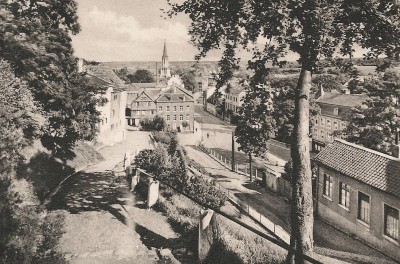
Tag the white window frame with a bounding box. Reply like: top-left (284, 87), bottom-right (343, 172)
top-left (323, 173), bottom-right (333, 199)
top-left (357, 191), bottom-right (371, 226)
top-left (384, 203), bottom-right (399, 242)
top-left (339, 182), bottom-right (350, 209)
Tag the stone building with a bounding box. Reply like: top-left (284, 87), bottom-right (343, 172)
top-left (312, 87), bottom-right (368, 152)
top-left (314, 139), bottom-right (400, 261)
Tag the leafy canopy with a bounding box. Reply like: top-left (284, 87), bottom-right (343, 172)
top-left (0, 0), bottom-right (105, 159)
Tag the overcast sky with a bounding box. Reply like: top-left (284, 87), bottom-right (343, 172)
top-left (72, 0), bottom-right (222, 62)
top-left (72, 0), bottom-right (366, 62)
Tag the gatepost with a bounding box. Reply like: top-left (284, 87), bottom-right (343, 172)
top-left (147, 178), bottom-right (160, 208)
top-left (198, 209), bottom-right (217, 262)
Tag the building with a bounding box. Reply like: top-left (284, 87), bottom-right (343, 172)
top-left (314, 139), bottom-right (400, 260)
top-left (159, 40), bottom-right (171, 79)
top-left (312, 87), bottom-right (368, 152)
top-left (126, 84), bottom-right (195, 132)
top-left (224, 83), bottom-right (246, 116)
top-left (156, 86), bottom-right (195, 132)
top-left (85, 65), bottom-right (127, 145)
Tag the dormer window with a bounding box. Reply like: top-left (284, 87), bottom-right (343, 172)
top-left (334, 107), bottom-right (339, 115)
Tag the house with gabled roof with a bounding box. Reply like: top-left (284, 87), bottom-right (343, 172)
top-left (314, 139), bottom-right (400, 260)
top-left (126, 84), bottom-right (194, 132)
top-left (312, 87), bottom-right (368, 152)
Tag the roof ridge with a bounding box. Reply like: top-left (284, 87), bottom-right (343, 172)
top-left (333, 139), bottom-right (399, 161)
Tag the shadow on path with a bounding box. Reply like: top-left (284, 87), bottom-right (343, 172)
top-left (47, 170), bottom-right (130, 226)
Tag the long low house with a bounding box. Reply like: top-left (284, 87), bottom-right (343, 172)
top-left (314, 139), bottom-right (400, 260)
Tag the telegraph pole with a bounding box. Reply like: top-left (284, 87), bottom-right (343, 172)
top-left (231, 130), bottom-right (235, 171)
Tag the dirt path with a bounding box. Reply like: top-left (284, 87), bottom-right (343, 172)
top-left (47, 131), bottom-right (184, 264)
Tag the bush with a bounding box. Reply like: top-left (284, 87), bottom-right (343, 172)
top-left (140, 115), bottom-right (165, 131)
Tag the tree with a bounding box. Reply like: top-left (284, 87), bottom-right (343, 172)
top-left (0, 60), bottom-right (37, 174)
top-left (127, 69), bottom-right (155, 83)
top-left (235, 67), bottom-right (276, 181)
top-left (167, 1), bottom-right (400, 262)
top-left (181, 70), bottom-right (199, 91)
top-left (343, 73), bottom-right (400, 154)
top-left (0, 0), bottom-right (105, 160)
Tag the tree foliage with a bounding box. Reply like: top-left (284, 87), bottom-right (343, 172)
top-left (0, 0), bottom-right (105, 159)
top-left (181, 70), bottom-right (199, 92)
top-left (167, 0), bottom-right (400, 262)
top-left (139, 115), bottom-right (166, 131)
top-left (0, 60), bottom-right (37, 174)
top-left (343, 72), bottom-right (400, 154)
top-left (235, 67), bottom-right (276, 179)
top-left (127, 69), bottom-right (155, 83)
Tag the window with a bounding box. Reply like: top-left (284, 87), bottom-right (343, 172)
top-left (142, 110), bottom-right (146, 115)
top-left (186, 114), bottom-right (189, 121)
top-left (333, 121), bottom-right (338, 130)
top-left (315, 118), bottom-right (318, 125)
top-left (323, 173), bottom-right (333, 198)
top-left (339, 182), bottom-right (350, 208)
top-left (136, 102), bottom-right (139, 107)
top-left (326, 119), bottom-right (331, 129)
top-left (113, 94), bottom-right (118, 101)
top-left (180, 106), bottom-right (183, 112)
top-left (384, 204), bottom-right (399, 240)
top-left (334, 107), bottom-right (339, 115)
top-left (341, 122), bottom-right (346, 129)
top-left (180, 114), bottom-right (183, 121)
top-left (327, 132), bottom-right (332, 141)
top-left (159, 106), bottom-right (163, 111)
top-left (167, 106), bottom-right (170, 112)
top-left (174, 106), bottom-right (177, 112)
top-left (358, 192), bottom-right (370, 224)
top-left (166, 115), bottom-right (170, 121)
top-left (173, 115), bottom-right (176, 121)
top-left (320, 130), bottom-right (325, 139)
top-left (151, 110), bottom-right (154, 115)
top-left (314, 128), bottom-right (318, 138)
top-left (186, 105), bottom-right (190, 111)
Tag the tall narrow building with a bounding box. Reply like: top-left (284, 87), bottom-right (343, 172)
top-left (160, 40), bottom-right (171, 79)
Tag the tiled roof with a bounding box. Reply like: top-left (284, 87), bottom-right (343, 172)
top-left (314, 139), bottom-right (400, 198)
top-left (86, 65), bottom-right (125, 86)
top-left (156, 93), bottom-right (193, 102)
top-left (316, 92), bottom-right (368, 107)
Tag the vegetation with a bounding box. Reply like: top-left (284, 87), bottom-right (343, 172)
top-left (139, 115), bottom-right (166, 131)
top-left (0, 1), bottom-right (107, 262)
top-left (128, 69), bottom-right (155, 83)
top-left (135, 132), bottom-right (226, 208)
top-left (342, 71), bottom-right (400, 154)
top-left (167, 1), bottom-right (400, 263)
top-left (235, 69), bottom-right (276, 181)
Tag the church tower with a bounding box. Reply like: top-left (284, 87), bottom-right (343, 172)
top-left (160, 40), bottom-right (171, 79)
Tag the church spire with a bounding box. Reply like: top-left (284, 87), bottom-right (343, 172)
top-left (160, 39), bottom-right (171, 79)
top-left (163, 39), bottom-right (168, 58)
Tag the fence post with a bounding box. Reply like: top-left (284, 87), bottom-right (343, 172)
top-left (255, 169), bottom-right (258, 180)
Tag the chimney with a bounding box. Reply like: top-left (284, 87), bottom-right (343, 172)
top-left (77, 58), bottom-right (84, 73)
top-left (392, 130), bottom-right (400, 159)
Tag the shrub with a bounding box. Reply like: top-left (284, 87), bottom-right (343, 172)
top-left (140, 115), bottom-right (165, 131)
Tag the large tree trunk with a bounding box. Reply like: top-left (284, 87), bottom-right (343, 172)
top-left (286, 68), bottom-right (314, 264)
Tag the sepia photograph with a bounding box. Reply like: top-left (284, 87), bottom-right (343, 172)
top-left (1, 0), bottom-right (400, 263)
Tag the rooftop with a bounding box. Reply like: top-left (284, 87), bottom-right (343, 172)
top-left (86, 65), bottom-right (125, 86)
top-left (316, 92), bottom-right (368, 107)
top-left (314, 139), bottom-right (400, 198)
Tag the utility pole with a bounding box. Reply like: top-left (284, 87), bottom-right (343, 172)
top-left (231, 130), bottom-right (235, 171)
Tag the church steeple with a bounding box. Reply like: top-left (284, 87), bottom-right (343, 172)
top-left (162, 39), bottom-right (168, 58)
top-left (160, 39), bottom-right (171, 79)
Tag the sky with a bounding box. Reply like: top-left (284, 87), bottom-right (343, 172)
top-left (72, 0), bottom-right (366, 63)
top-left (72, 0), bottom-right (223, 62)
